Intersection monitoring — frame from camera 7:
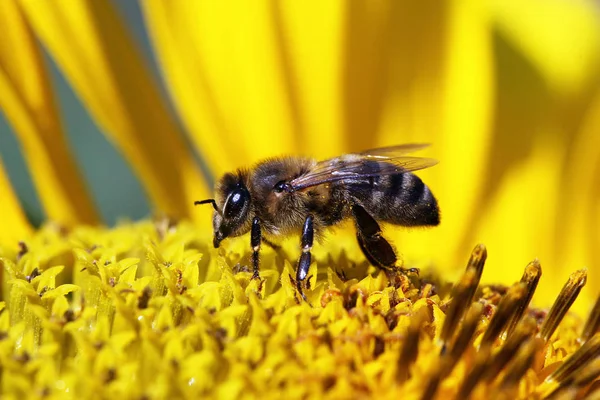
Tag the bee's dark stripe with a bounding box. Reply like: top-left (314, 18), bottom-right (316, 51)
top-left (348, 168), bottom-right (439, 227)
top-left (399, 173), bottom-right (425, 207)
top-left (385, 173), bottom-right (406, 200)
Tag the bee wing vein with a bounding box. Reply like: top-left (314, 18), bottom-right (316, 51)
top-left (290, 155), bottom-right (438, 191)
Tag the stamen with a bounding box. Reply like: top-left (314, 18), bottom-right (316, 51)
top-left (456, 345), bottom-right (491, 399)
top-left (496, 338), bottom-right (541, 391)
top-left (546, 333), bottom-right (600, 384)
top-left (480, 282), bottom-right (527, 348)
top-left (465, 244), bottom-right (487, 284)
top-left (420, 360), bottom-right (449, 400)
top-left (439, 245), bottom-right (486, 353)
top-left (540, 338), bottom-right (600, 399)
top-left (581, 294), bottom-right (600, 343)
top-left (484, 317), bottom-right (537, 383)
top-left (440, 267), bottom-right (480, 352)
top-left (397, 307), bottom-right (427, 383)
top-left (539, 269), bottom-right (587, 342)
top-left (504, 260), bottom-right (542, 337)
top-left (447, 302), bottom-right (484, 372)
top-left (570, 358), bottom-right (600, 393)
top-left (423, 303), bottom-right (483, 400)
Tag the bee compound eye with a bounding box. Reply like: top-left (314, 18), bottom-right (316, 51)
top-left (223, 189), bottom-right (249, 220)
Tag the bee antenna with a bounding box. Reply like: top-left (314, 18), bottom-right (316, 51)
top-left (194, 199), bottom-right (222, 215)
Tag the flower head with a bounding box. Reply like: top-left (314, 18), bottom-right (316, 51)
top-left (0, 0), bottom-right (599, 398)
top-left (1, 226), bottom-right (599, 398)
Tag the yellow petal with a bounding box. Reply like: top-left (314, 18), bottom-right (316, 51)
top-left (18, 0), bottom-right (208, 219)
top-left (490, 0), bottom-right (600, 97)
top-left (474, 133), bottom-right (566, 306)
top-left (557, 88), bottom-right (600, 310)
top-left (142, 1), bottom-right (350, 175)
top-left (143, 1), bottom-right (293, 175)
top-left (0, 0), bottom-right (98, 226)
top-left (336, 1), bottom-right (392, 152)
top-left (275, 0), bottom-right (347, 158)
top-left (459, 64), bottom-right (600, 315)
top-left (459, 7), bottom-right (600, 314)
top-left (383, 1), bottom-right (494, 272)
top-left (0, 157), bottom-right (31, 246)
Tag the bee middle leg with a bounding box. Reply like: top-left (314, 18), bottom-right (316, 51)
top-left (352, 204), bottom-right (398, 270)
top-left (296, 215), bottom-right (314, 302)
top-left (250, 217), bottom-right (261, 279)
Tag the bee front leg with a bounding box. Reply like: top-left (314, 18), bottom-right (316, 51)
top-left (251, 217), bottom-right (261, 280)
top-left (296, 215), bottom-right (314, 302)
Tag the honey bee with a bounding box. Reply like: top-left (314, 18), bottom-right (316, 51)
top-left (195, 144), bottom-right (440, 300)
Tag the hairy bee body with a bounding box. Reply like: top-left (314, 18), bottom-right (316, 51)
top-left (197, 144), bottom-right (440, 300)
top-left (214, 155), bottom-right (439, 241)
top-left (344, 169), bottom-right (439, 227)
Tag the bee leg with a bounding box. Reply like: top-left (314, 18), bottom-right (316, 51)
top-left (352, 204), bottom-right (398, 270)
top-left (357, 234), bottom-right (389, 268)
top-left (251, 217), bottom-right (261, 280)
top-left (296, 215), bottom-right (314, 302)
top-left (262, 237), bottom-right (281, 250)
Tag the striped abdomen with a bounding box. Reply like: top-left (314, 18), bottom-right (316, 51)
top-left (346, 172), bottom-right (440, 227)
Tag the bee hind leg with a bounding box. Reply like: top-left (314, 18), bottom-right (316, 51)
top-left (352, 204), bottom-right (398, 271)
top-left (296, 215), bottom-right (314, 302)
top-left (352, 204), bottom-right (421, 278)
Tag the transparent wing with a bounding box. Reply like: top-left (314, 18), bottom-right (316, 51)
top-left (290, 146), bottom-right (438, 191)
top-left (356, 143), bottom-right (430, 157)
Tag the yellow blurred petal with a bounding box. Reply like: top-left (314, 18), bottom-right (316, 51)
top-left (0, 157), bottom-right (31, 245)
top-left (490, 0), bottom-right (600, 97)
top-left (435, 0), bottom-right (494, 263)
top-left (143, 1), bottom-right (352, 173)
top-left (378, 2), bottom-right (448, 147)
top-left (144, 1), bottom-right (299, 176)
top-left (18, 0), bottom-right (207, 219)
top-left (0, 0), bottom-right (99, 226)
top-left (474, 134), bottom-right (566, 308)
top-left (275, 0), bottom-right (346, 158)
top-left (385, 1), bottom-right (494, 271)
top-left (340, 1), bottom-right (422, 153)
top-left (558, 88), bottom-right (600, 309)
top-left (142, 1), bottom-right (247, 176)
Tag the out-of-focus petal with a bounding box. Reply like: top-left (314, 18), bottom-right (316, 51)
top-left (143, 1), bottom-right (352, 173)
top-left (337, 0), bottom-right (398, 152)
top-left (275, 1), bottom-right (347, 158)
top-left (0, 0), bottom-right (99, 226)
top-left (474, 133), bottom-right (566, 307)
top-left (490, 0), bottom-right (600, 97)
top-left (462, 31), bottom-right (600, 314)
top-left (463, 0), bottom-right (600, 312)
top-left (18, 0), bottom-right (207, 219)
top-left (143, 1), bottom-right (299, 175)
top-left (0, 157), bottom-right (31, 245)
top-left (382, 1), bottom-right (494, 272)
top-left (558, 88), bottom-right (600, 309)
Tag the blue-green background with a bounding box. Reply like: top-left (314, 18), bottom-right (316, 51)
top-left (0, 1), bottom-right (190, 226)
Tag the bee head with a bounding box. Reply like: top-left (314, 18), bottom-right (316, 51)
top-left (196, 172), bottom-right (252, 248)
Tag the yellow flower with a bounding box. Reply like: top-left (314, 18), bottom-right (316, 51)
top-left (1, 225), bottom-right (599, 399)
top-left (0, 0), bottom-right (599, 398)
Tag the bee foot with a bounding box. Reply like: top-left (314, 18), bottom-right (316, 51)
top-left (306, 275), bottom-right (314, 290)
top-left (290, 274), bottom-right (312, 305)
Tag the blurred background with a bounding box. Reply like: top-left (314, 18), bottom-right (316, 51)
top-left (0, 0), bottom-right (599, 311)
top-left (0, 2), bottom-right (158, 225)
